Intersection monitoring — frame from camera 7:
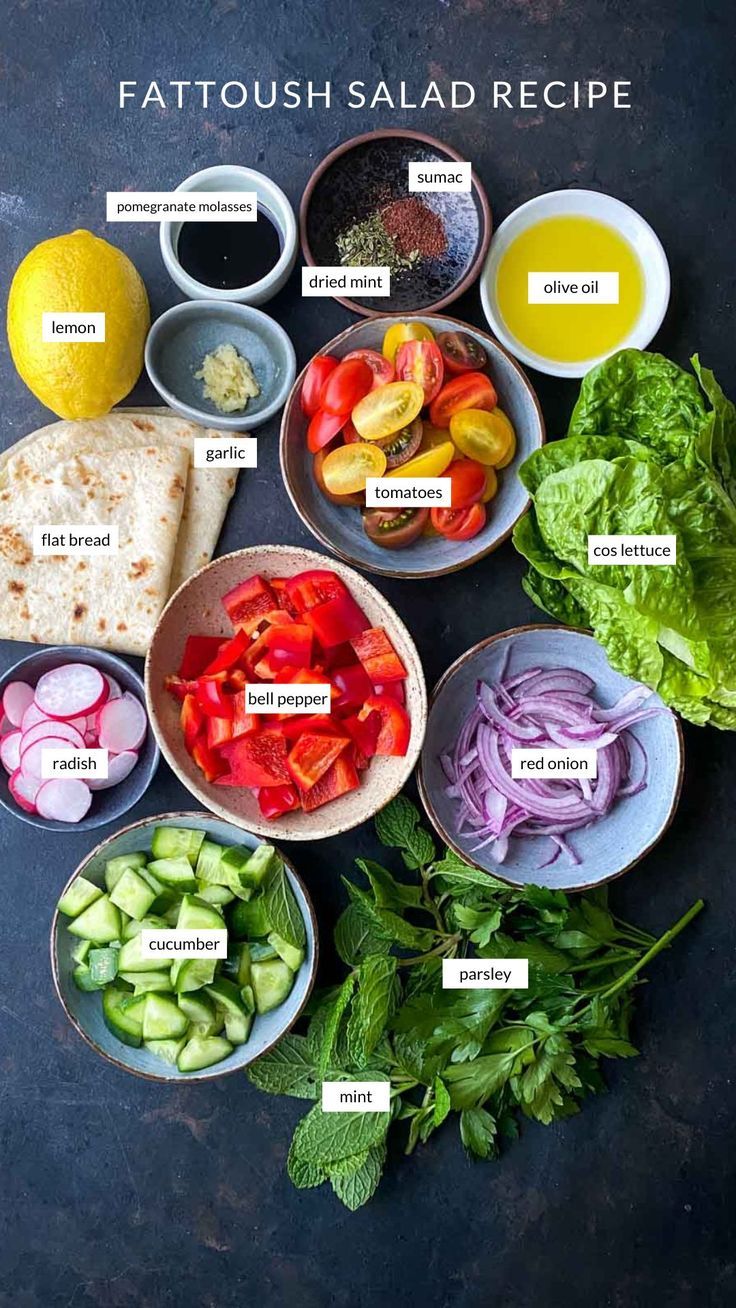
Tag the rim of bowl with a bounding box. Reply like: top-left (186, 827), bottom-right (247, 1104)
top-left (144, 545), bottom-right (428, 839)
top-left (299, 128), bottom-right (493, 318)
top-left (0, 645), bottom-right (159, 831)
top-left (416, 624), bottom-right (685, 892)
top-left (160, 164), bottom-right (298, 302)
top-left (279, 312), bottom-right (546, 579)
top-left (144, 300), bottom-right (297, 429)
top-left (50, 810), bottom-right (320, 1082)
top-left (479, 188), bottom-right (671, 379)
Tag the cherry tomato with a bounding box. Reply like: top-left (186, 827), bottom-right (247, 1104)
top-left (395, 339), bottom-right (444, 405)
top-left (437, 331), bottom-right (488, 375)
top-left (450, 408), bottom-right (514, 466)
top-left (352, 381), bottom-right (424, 441)
top-left (488, 408), bottom-right (517, 468)
top-left (344, 348), bottom-right (395, 388)
top-left (382, 321), bottom-right (435, 366)
top-left (307, 408), bottom-right (347, 454)
top-left (301, 355), bottom-right (337, 417)
top-left (431, 502), bottom-right (487, 540)
top-left (447, 459), bottom-right (487, 509)
top-left (321, 442), bottom-right (387, 495)
top-left (482, 466), bottom-right (498, 503)
top-left (419, 423), bottom-right (452, 453)
top-left (313, 447), bottom-right (365, 506)
top-left (429, 372), bottom-right (497, 428)
top-left (362, 507), bottom-right (429, 550)
top-left (387, 441), bottom-right (454, 479)
top-left (320, 358), bottom-right (373, 415)
top-left (343, 419), bottom-right (361, 444)
top-left (377, 417), bottom-right (423, 469)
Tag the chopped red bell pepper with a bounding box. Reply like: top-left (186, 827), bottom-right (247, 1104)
top-left (287, 731), bottom-right (350, 791)
top-left (306, 593), bottom-right (369, 649)
top-left (179, 635), bottom-right (225, 679)
top-left (285, 569), bottom-right (348, 614)
top-left (202, 627), bottom-right (251, 675)
top-left (265, 623), bottom-right (313, 671)
top-left (228, 668), bottom-right (248, 692)
top-left (216, 730), bottom-right (290, 788)
top-left (206, 714), bottom-right (234, 750)
top-left (180, 693), bottom-right (205, 755)
top-left (280, 713), bottom-right (346, 741)
top-left (165, 674), bottom-right (199, 703)
top-left (319, 641), bottom-right (356, 671)
top-left (374, 680), bottom-right (406, 706)
top-left (192, 737), bottom-right (228, 783)
top-left (359, 694), bottom-right (411, 756)
top-left (222, 575), bottom-right (277, 629)
top-left (332, 662), bottom-right (373, 713)
top-left (350, 627), bottom-right (407, 683)
top-left (301, 752), bottom-right (360, 811)
top-left (271, 578), bottom-right (300, 617)
top-left (231, 692), bottom-right (260, 740)
top-left (343, 709), bottom-right (381, 760)
top-left (196, 673), bottom-right (234, 719)
top-left (257, 783), bottom-right (300, 819)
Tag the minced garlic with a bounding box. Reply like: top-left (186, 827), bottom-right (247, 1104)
top-left (195, 342), bottom-right (261, 414)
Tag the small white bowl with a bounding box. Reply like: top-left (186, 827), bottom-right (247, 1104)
top-left (480, 188), bottom-right (670, 379)
top-left (160, 165), bottom-right (298, 306)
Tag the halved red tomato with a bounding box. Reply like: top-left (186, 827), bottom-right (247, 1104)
top-left (307, 408), bottom-right (347, 454)
top-left (446, 459), bottom-right (487, 509)
top-left (344, 348), bottom-right (395, 388)
top-left (429, 372), bottom-right (498, 427)
top-left (430, 502), bottom-right (487, 541)
top-left (301, 355), bottom-right (337, 417)
top-left (437, 331), bottom-right (488, 375)
top-left (320, 358), bottom-right (373, 415)
top-left (395, 339), bottom-right (444, 405)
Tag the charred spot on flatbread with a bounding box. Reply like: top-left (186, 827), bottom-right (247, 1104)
top-left (129, 557), bottom-right (153, 580)
top-left (73, 603), bottom-right (87, 621)
top-left (98, 618), bottom-right (107, 632)
top-left (133, 420), bottom-right (155, 432)
top-left (169, 474), bottom-right (185, 499)
top-left (0, 528), bottom-right (32, 566)
top-left (8, 579), bottom-right (25, 595)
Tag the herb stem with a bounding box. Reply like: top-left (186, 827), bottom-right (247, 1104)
top-left (395, 934), bottom-right (461, 968)
top-left (597, 901), bottom-right (705, 1002)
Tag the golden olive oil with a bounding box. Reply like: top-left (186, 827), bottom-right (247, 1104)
top-left (496, 215), bottom-right (644, 364)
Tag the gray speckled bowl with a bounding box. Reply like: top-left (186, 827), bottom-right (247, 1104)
top-left (51, 812), bottom-right (318, 1082)
top-left (145, 545), bottom-right (427, 840)
top-left (145, 300), bottom-right (296, 431)
top-left (418, 626), bottom-right (684, 891)
top-left (280, 313), bottom-right (545, 579)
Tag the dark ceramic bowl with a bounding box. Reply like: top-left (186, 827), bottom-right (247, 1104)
top-left (301, 129), bottom-right (492, 317)
top-left (0, 646), bottom-right (159, 832)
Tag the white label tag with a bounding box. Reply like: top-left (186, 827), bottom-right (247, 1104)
top-left (42, 313), bottom-right (105, 342)
top-left (193, 438), bottom-right (258, 469)
top-left (106, 191), bottom-right (257, 221)
top-left (41, 748), bottom-right (109, 779)
top-left (443, 959), bottom-right (529, 989)
top-left (527, 272), bottom-right (619, 304)
top-left (365, 477), bottom-right (451, 508)
top-left (588, 534), bottom-right (677, 564)
top-left (139, 929), bottom-right (229, 959)
top-left (244, 684), bottom-right (332, 714)
top-left (301, 266), bottom-right (391, 297)
top-left (321, 1081), bottom-right (391, 1112)
top-left (408, 161), bottom-right (471, 192)
top-left (32, 526), bottom-right (119, 555)
top-left (511, 748), bottom-right (598, 779)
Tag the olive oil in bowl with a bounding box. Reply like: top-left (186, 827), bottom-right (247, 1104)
top-left (177, 206), bottom-right (283, 292)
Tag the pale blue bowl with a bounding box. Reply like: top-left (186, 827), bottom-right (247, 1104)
top-left (418, 626), bottom-right (684, 890)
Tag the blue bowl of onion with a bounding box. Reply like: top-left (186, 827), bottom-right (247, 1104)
top-left (417, 625), bottom-right (684, 891)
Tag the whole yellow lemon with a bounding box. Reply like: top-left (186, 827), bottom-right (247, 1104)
top-left (7, 229), bottom-right (150, 419)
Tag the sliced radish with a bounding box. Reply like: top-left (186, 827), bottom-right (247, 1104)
top-left (21, 702), bottom-right (49, 732)
top-left (98, 693), bottom-right (147, 753)
top-left (2, 681), bottom-right (35, 727)
top-left (1, 731), bottom-right (22, 774)
top-left (35, 778), bottom-right (92, 823)
top-left (21, 719), bottom-right (86, 753)
top-left (84, 730), bottom-right (98, 747)
top-left (0, 715), bottom-right (10, 735)
top-left (21, 736), bottom-right (77, 779)
top-left (8, 769), bottom-right (41, 813)
top-left (34, 663), bottom-right (107, 720)
top-left (104, 674), bottom-right (123, 701)
top-left (88, 749), bottom-right (139, 790)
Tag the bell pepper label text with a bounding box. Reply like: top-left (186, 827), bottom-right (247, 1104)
top-left (365, 477), bottom-right (451, 507)
top-left (42, 313), bottom-right (105, 342)
top-left (106, 191), bottom-right (257, 221)
top-left (40, 748), bottom-right (109, 779)
top-left (511, 748), bottom-right (598, 778)
top-left (588, 534), bottom-right (677, 564)
top-left (322, 1081), bottom-right (391, 1112)
top-left (193, 438), bottom-right (258, 468)
top-left (443, 959), bottom-right (529, 989)
top-left (408, 161), bottom-right (471, 192)
top-left (32, 526), bottom-right (119, 555)
top-left (244, 685), bottom-right (332, 714)
top-left (301, 266), bottom-right (391, 296)
top-left (528, 272), bottom-right (619, 304)
top-left (139, 929), bottom-right (229, 958)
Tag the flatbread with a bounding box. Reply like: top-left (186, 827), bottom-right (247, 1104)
top-left (0, 409), bottom-right (239, 593)
top-left (0, 444), bottom-right (188, 655)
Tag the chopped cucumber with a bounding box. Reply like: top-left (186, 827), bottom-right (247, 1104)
top-left (104, 851), bottom-right (147, 892)
top-left (176, 895), bottom-right (224, 932)
top-left (192, 1016), bottom-right (225, 1038)
top-left (161, 903), bottom-right (182, 926)
top-left (222, 943), bottom-right (252, 988)
top-left (73, 964), bottom-right (103, 992)
top-left (268, 932), bottom-right (305, 973)
top-left (118, 933), bottom-right (170, 973)
top-left (195, 839), bottom-right (226, 883)
top-left (230, 898), bottom-right (272, 939)
top-left (204, 976), bottom-right (246, 1018)
top-left (250, 940), bottom-right (278, 963)
top-left (71, 938), bottom-right (92, 965)
top-left (225, 1010), bottom-right (253, 1046)
top-left (197, 883), bottom-right (235, 907)
top-left (144, 1037), bottom-right (187, 1065)
top-left (171, 958), bottom-right (217, 993)
top-left (251, 959), bottom-right (295, 1014)
top-left (142, 993), bottom-right (189, 1041)
top-left (177, 991), bottom-right (216, 1024)
top-left (102, 986), bottom-right (143, 1047)
top-left (68, 895), bottom-right (122, 944)
top-left (151, 826), bottom-right (205, 867)
top-left (241, 984), bottom-right (255, 1014)
top-left (147, 856), bottom-right (198, 891)
top-left (122, 913), bottom-right (169, 941)
top-left (239, 844), bottom-right (277, 890)
top-left (109, 868), bottom-right (157, 921)
top-left (177, 1035), bottom-right (233, 1073)
top-left (58, 876), bottom-right (103, 918)
top-left (125, 970), bottom-right (174, 994)
top-left (88, 947), bottom-right (119, 985)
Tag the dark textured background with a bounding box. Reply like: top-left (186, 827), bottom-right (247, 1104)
top-left (1, 2), bottom-right (734, 1304)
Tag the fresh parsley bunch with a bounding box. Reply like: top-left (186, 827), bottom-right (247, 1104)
top-left (247, 796), bottom-right (703, 1210)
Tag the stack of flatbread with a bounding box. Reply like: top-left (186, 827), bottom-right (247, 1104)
top-left (0, 408), bottom-right (240, 656)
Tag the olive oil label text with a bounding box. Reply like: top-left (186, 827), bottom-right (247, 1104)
top-left (527, 272), bottom-right (619, 304)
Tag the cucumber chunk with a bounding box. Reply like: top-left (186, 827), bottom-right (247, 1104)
top-left (224, 1010), bottom-right (253, 1046)
top-left (177, 1035), bottom-right (233, 1073)
top-left (88, 947), bottom-right (119, 985)
top-left (68, 895), bottom-right (122, 944)
top-left (230, 898), bottom-right (272, 940)
top-left (73, 963), bottom-right (103, 992)
top-left (144, 1036), bottom-right (187, 1065)
top-left (103, 986), bottom-right (143, 1047)
top-left (147, 856), bottom-right (198, 891)
top-left (249, 940), bottom-right (278, 963)
top-left (118, 932), bottom-right (170, 973)
top-left (178, 991), bottom-right (216, 1024)
top-left (204, 976), bottom-right (246, 1017)
top-left (239, 844), bottom-right (277, 890)
top-left (58, 876), bottom-right (103, 918)
top-left (104, 851), bottom-right (147, 892)
top-left (240, 984), bottom-right (255, 1015)
top-left (176, 895), bottom-right (225, 932)
top-left (171, 958), bottom-right (217, 993)
top-left (151, 826), bottom-right (205, 867)
top-left (122, 914), bottom-right (169, 941)
top-left (71, 938), bottom-right (92, 965)
top-left (197, 884), bottom-right (235, 907)
top-left (195, 839), bottom-right (226, 883)
top-left (251, 959), bottom-right (295, 1014)
top-left (109, 868), bottom-right (157, 921)
top-left (222, 943), bottom-right (252, 987)
top-left (142, 993), bottom-right (189, 1041)
top-left (192, 1016), bottom-right (225, 1038)
top-left (125, 970), bottom-right (174, 994)
top-left (268, 932), bottom-right (305, 973)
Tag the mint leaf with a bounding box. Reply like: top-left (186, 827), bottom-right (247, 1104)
top-left (317, 974), bottom-right (356, 1079)
top-left (400, 826), bottom-right (435, 871)
top-left (347, 956), bottom-right (397, 1067)
top-left (460, 1107), bottom-right (497, 1159)
top-left (290, 1104), bottom-right (389, 1167)
top-left (433, 1076), bottom-right (451, 1127)
top-left (344, 881), bottom-right (435, 951)
top-left (264, 862), bottom-right (306, 951)
top-left (287, 1147), bottom-right (325, 1189)
top-left (329, 1142), bottom-right (386, 1210)
top-left (356, 858), bottom-right (422, 911)
top-left (375, 795), bottom-right (422, 848)
top-left (246, 1035), bottom-right (317, 1099)
top-left (334, 902), bottom-right (392, 966)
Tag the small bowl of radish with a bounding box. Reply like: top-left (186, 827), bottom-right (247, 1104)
top-left (0, 647), bottom-right (159, 831)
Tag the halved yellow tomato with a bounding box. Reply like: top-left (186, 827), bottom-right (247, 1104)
top-left (419, 422), bottom-right (452, 452)
top-left (492, 409), bottom-right (517, 468)
top-left (449, 408), bottom-right (515, 467)
top-left (386, 440), bottom-right (455, 479)
top-left (381, 322), bottom-right (435, 366)
top-left (352, 381), bottom-right (424, 441)
top-left (482, 466), bottom-right (498, 503)
top-left (321, 441), bottom-right (387, 495)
